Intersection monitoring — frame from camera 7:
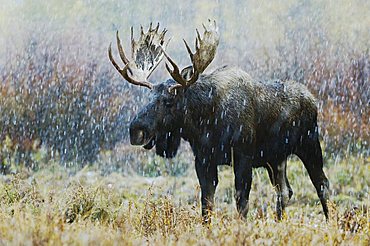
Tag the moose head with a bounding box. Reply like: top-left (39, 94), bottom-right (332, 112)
top-left (108, 20), bottom-right (219, 158)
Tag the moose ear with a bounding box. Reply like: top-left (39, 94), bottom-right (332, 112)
top-left (180, 66), bottom-right (194, 80)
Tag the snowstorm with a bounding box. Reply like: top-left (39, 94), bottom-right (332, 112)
top-left (0, 0), bottom-right (369, 244)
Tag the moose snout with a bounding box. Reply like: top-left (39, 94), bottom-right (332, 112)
top-left (129, 120), bottom-right (154, 146)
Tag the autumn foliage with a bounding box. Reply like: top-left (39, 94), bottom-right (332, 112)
top-left (0, 1), bottom-right (368, 172)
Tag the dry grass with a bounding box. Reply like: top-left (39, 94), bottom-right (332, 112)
top-left (0, 155), bottom-right (368, 245)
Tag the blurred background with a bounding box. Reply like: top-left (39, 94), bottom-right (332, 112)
top-left (0, 0), bottom-right (368, 175)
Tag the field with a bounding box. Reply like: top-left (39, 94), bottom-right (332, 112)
top-left (0, 0), bottom-right (369, 245)
top-left (0, 145), bottom-right (368, 245)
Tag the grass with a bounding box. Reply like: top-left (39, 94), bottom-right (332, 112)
top-left (0, 151), bottom-right (369, 245)
top-left (0, 1), bottom-right (368, 244)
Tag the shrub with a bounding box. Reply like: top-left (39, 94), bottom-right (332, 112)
top-left (0, 38), bottom-right (131, 171)
top-left (243, 39), bottom-right (369, 158)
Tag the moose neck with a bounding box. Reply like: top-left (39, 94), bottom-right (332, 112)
top-left (179, 78), bottom-right (218, 142)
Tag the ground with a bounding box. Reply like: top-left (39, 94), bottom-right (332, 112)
top-left (0, 149), bottom-right (369, 245)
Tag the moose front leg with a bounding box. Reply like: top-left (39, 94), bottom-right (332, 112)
top-left (195, 157), bottom-right (218, 223)
top-left (233, 153), bottom-right (253, 218)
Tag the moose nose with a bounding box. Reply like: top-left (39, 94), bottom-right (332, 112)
top-left (129, 120), bottom-right (151, 145)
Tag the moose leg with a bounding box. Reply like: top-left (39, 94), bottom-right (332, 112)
top-left (296, 138), bottom-right (330, 220)
top-left (195, 157), bottom-right (218, 223)
top-left (286, 174), bottom-right (293, 201)
top-left (233, 154), bottom-right (253, 218)
top-left (267, 159), bottom-right (293, 199)
top-left (267, 159), bottom-right (291, 220)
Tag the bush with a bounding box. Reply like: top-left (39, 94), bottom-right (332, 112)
top-left (242, 36), bottom-right (369, 158)
top-left (0, 1), bottom-right (368, 174)
top-left (0, 38), bottom-right (131, 171)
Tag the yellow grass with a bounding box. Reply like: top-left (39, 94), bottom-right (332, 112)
top-left (0, 155), bottom-right (369, 245)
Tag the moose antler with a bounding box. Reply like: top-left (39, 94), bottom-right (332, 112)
top-left (108, 23), bottom-right (168, 89)
top-left (163, 20), bottom-right (219, 91)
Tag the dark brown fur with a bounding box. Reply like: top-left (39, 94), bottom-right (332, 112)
top-left (130, 66), bottom-right (330, 221)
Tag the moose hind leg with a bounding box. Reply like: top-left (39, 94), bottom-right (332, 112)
top-left (286, 174), bottom-right (293, 200)
top-left (267, 159), bottom-right (291, 220)
top-left (233, 153), bottom-right (253, 218)
top-left (195, 157), bottom-right (218, 223)
top-left (296, 138), bottom-right (330, 220)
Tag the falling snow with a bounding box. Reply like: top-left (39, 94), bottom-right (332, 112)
top-left (0, 0), bottom-right (369, 244)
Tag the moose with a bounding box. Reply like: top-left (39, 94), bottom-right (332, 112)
top-left (108, 20), bottom-right (330, 221)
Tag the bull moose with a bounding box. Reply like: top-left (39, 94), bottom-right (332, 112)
top-left (108, 20), bottom-right (330, 221)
